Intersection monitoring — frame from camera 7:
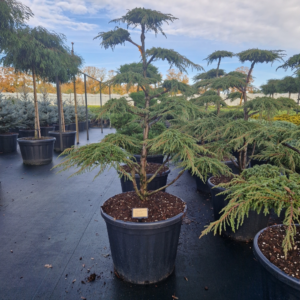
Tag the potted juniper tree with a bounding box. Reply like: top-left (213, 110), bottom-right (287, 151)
top-left (200, 160), bottom-right (300, 299)
top-left (0, 93), bottom-right (22, 153)
top-left (47, 37), bottom-right (82, 152)
top-left (1, 26), bottom-right (74, 165)
top-left (56, 7), bottom-right (230, 285)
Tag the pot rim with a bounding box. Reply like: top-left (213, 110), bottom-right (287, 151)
top-left (0, 133), bottom-right (18, 136)
top-left (48, 131), bottom-right (77, 135)
top-left (207, 176), bottom-right (226, 191)
top-left (17, 137), bottom-right (56, 143)
top-left (101, 191), bottom-right (187, 229)
top-left (253, 224), bottom-right (300, 289)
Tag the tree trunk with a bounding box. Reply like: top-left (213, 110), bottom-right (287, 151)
top-left (216, 57), bottom-right (221, 96)
top-left (139, 24), bottom-right (149, 200)
top-left (289, 92), bottom-right (291, 98)
top-left (59, 81), bottom-right (65, 132)
top-left (32, 69), bottom-right (41, 138)
top-left (243, 62), bottom-right (256, 121)
top-left (217, 103), bottom-right (220, 115)
top-left (73, 77), bottom-right (79, 144)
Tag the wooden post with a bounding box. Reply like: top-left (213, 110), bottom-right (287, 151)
top-left (56, 76), bottom-right (63, 151)
top-left (100, 81), bottom-right (103, 134)
top-left (84, 74), bottom-right (89, 140)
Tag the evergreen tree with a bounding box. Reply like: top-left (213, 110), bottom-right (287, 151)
top-left (261, 79), bottom-right (280, 97)
top-left (277, 76), bottom-right (298, 98)
top-left (38, 98), bottom-right (57, 127)
top-left (56, 8), bottom-right (229, 201)
top-left (0, 93), bottom-right (21, 133)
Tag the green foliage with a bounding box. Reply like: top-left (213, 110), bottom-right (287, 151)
top-left (118, 62), bottom-right (161, 83)
top-left (38, 98), bottom-right (57, 126)
top-left (129, 91), bottom-right (157, 108)
top-left (94, 27), bottom-right (131, 50)
top-left (55, 142), bottom-right (135, 179)
top-left (0, 0), bottom-right (33, 51)
top-left (16, 97), bottom-right (35, 129)
top-left (146, 47), bottom-right (203, 73)
top-left (102, 133), bottom-right (141, 154)
top-left (236, 49), bottom-right (285, 64)
top-left (211, 75), bottom-right (246, 92)
top-left (204, 50), bottom-right (234, 65)
top-left (277, 76), bottom-right (298, 95)
top-left (261, 79), bottom-right (280, 96)
top-left (277, 54), bottom-right (300, 71)
top-left (200, 164), bottom-right (300, 256)
top-left (226, 91), bottom-right (242, 101)
top-left (0, 93), bottom-right (22, 133)
top-left (193, 69), bottom-right (225, 81)
top-left (110, 7), bottom-right (178, 36)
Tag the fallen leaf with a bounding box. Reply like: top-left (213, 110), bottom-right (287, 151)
top-left (82, 264), bottom-right (85, 268)
top-left (81, 281), bottom-right (86, 284)
top-left (72, 279), bottom-right (76, 283)
top-left (91, 258), bottom-right (94, 260)
top-left (81, 297), bottom-right (86, 300)
top-left (44, 264), bottom-right (52, 268)
top-left (79, 257), bottom-right (82, 260)
top-left (204, 286), bottom-right (208, 291)
top-left (184, 276), bottom-right (188, 281)
top-left (102, 254), bottom-right (110, 258)
top-left (172, 295), bottom-right (179, 299)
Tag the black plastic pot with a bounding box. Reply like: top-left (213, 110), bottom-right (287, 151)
top-left (0, 133), bottom-right (18, 153)
top-left (40, 126), bottom-right (55, 137)
top-left (224, 159), bottom-right (240, 174)
top-left (253, 225), bottom-right (300, 300)
top-left (68, 123), bottom-right (76, 131)
top-left (120, 169), bottom-right (170, 193)
top-left (17, 137), bottom-right (55, 165)
top-left (19, 129), bottom-right (35, 138)
top-left (250, 159), bottom-right (268, 167)
top-left (101, 193), bottom-right (187, 284)
top-left (133, 154), bottom-right (164, 164)
top-left (207, 177), bottom-right (269, 242)
top-left (193, 173), bottom-right (212, 193)
top-left (48, 131), bottom-right (76, 152)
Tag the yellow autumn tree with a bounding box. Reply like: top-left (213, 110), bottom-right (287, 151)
top-left (165, 69), bottom-right (189, 84)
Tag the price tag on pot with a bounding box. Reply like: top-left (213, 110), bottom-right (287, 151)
top-left (132, 208), bottom-right (148, 219)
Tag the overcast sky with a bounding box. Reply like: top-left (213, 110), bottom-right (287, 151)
top-left (21, 0), bottom-right (299, 87)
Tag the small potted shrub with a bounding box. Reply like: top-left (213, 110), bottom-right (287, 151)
top-left (200, 164), bottom-right (300, 299)
top-left (38, 96), bottom-right (57, 136)
top-left (55, 7), bottom-right (229, 285)
top-left (0, 94), bottom-right (21, 153)
top-left (17, 97), bottom-right (36, 138)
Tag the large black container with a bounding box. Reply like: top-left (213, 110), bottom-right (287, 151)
top-left (133, 154), bottom-right (164, 164)
top-left (0, 133), bottom-right (18, 153)
top-left (120, 169), bottom-right (170, 192)
top-left (40, 126), bottom-right (55, 137)
top-left (207, 177), bottom-right (269, 242)
top-left (19, 129), bottom-right (35, 138)
top-left (68, 123), bottom-right (76, 131)
top-left (253, 225), bottom-right (300, 300)
top-left (224, 159), bottom-right (240, 174)
top-left (101, 193), bottom-right (187, 284)
top-left (48, 131), bottom-right (76, 152)
top-left (17, 137), bottom-right (55, 165)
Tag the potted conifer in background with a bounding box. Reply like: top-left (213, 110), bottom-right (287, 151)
top-left (16, 96), bottom-right (36, 137)
top-left (55, 7), bottom-right (231, 285)
top-left (1, 26), bottom-right (70, 165)
top-left (0, 94), bottom-right (22, 153)
top-left (39, 96), bottom-right (56, 136)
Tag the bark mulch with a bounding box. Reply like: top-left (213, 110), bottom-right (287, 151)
top-left (210, 175), bottom-right (233, 185)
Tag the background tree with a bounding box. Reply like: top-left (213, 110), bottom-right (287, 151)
top-left (204, 50), bottom-right (234, 78)
top-left (261, 79), bottom-right (280, 97)
top-left (277, 76), bottom-right (298, 98)
top-left (235, 49), bottom-right (285, 120)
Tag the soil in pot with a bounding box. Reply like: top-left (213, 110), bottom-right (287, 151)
top-left (258, 226), bottom-right (300, 279)
top-left (120, 163), bottom-right (170, 192)
top-left (208, 175), bottom-right (269, 242)
top-left (254, 225), bottom-right (300, 300)
top-left (102, 191), bottom-right (185, 223)
top-left (0, 133), bottom-right (18, 153)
